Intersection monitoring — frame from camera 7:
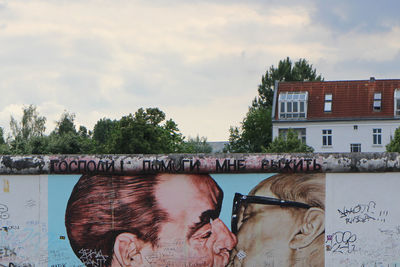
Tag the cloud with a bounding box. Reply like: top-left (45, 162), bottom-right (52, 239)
top-left (0, 0), bottom-right (398, 141)
top-left (312, 0), bottom-right (400, 34)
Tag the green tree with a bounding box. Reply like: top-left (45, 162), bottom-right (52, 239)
top-left (225, 107), bottom-right (272, 152)
top-left (48, 111), bottom-right (94, 154)
top-left (27, 136), bottom-right (50, 154)
top-left (10, 105), bottom-right (46, 140)
top-left (92, 118), bottom-right (118, 153)
top-left (107, 107), bottom-right (184, 154)
top-left (227, 57), bottom-right (323, 152)
top-left (386, 127), bottom-right (400, 152)
top-left (93, 118), bottom-right (116, 143)
top-left (78, 126), bottom-right (89, 137)
top-left (161, 119), bottom-right (185, 153)
top-left (0, 127), bottom-right (10, 154)
top-left (9, 105), bottom-right (47, 154)
top-left (0, 127), bottom-right (5, 145)
top-left (181, 135), bottom-right (213, 153)
top-left (264, 129), bottom-right (314, 153)
top-left (253, 57), bottom-right (323, 108)
top-left (54, 111), bottom-right (77, 135)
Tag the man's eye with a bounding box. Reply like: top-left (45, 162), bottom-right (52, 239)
top-left (200, 231), bottom-right (212, 239)
top-left (241, 215), bottom-right (250, 223)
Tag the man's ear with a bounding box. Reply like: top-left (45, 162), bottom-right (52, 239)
top-left (289, 207), bottom-right (325, 249)
top-left (113, 233), bottom-right (145, 267)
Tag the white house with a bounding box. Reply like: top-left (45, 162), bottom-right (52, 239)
top-left (271, 78), bottom-right (400, 153)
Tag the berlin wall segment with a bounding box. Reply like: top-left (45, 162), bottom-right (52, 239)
top-left (0, 153), bottom-right (400, 175)
top-left (1, 154), bottom-right (400, 267)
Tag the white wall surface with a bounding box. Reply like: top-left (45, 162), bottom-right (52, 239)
top-left (273, 120), bottom-right (400, 153)
top-left (0, 175), bottom-right (48, 267)
top-left (326, 173), bottom-right (400, 266)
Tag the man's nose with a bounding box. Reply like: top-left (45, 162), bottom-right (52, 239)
top-left (212, 218), bottom-right (237, 253)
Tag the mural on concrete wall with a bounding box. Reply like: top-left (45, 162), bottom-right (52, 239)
top-left (228, 173), bottom-right (325, 267)
top-left (48, 173), bottom-right (273, 267)
top-left (1, 171), bottom-right (399, 267)
top-left (60, 173), bottom-right (325, 267)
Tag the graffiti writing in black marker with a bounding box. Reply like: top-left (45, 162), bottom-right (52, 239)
top-left (337, 201), bottom-right (389, 224)
top-left (0, 263), bottom-right (34, 267)
top-left (326, 231), bottom-right (357, 254)
top-left (379, 225), bottom-right (400, 237)
top-left (0, 204), bottom-right (10, 220)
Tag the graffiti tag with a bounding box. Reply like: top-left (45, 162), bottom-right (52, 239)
top-left (0, 204), bottom-right (10, 220)
top-left (379, 226), bottom-right (400, 237)
top-left (78, 249), bottom-right (108, 267)
top-left (24, 200), bottom-right (36, 208)
top-left (326, 231), bottom-right (357, 254)
top-left (337, 201), bottom-right (389, 224)
top-left (0, 263), bottom-right (34, 267)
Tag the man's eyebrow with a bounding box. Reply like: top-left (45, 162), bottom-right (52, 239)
top-left (186, 209), bottom-right (219, 239)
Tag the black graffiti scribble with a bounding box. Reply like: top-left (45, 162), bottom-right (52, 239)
top-left (379, 225), bottom-right (400, 237)
top-left (338, 201), bottom-right (376, 217)
top-left (0, 263), bottom-right (34, 267)
top-left (24, 200), bottom-right (36, 208)
top-left (78, 249), bottom-right (108, 267)
top-left (0, 204), bottom-right (10, 220)
top-left (326, 231), bottom-right (357, 254)
top-left (0, 246), bottom-right (17, 259)
top-left (345, 213), bottom-right (376, 224)
top-left (337, 201), bottom-right (389, 224)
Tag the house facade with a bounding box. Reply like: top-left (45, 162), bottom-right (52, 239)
top-left (272, 78), bottom-right (400, 153)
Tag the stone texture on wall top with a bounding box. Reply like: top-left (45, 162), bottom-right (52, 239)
top-left (0, 153), bottom-right (399, 174)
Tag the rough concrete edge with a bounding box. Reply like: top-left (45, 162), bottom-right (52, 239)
top-left (0, 153), bottom-right (400, 175)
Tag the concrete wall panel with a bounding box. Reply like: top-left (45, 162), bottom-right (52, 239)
top-left (0, 155), bottom-right (399, 266)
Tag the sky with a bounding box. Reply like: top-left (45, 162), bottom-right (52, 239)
top-left (0, 0), bottom-right (399, 141)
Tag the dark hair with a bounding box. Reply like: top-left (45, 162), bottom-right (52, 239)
top-left (65, 174), bottom-right (168, 266)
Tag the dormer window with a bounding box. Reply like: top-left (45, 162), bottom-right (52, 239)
top-left (373, 92), bottom-right (381, 111)
top-left (278, 92), bottom-right (308, 119)
top-left (324, 94), bottom-right (332, 112)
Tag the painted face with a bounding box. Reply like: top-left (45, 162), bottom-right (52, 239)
top-left (228, 184), bottom-right (301, 267)
top-left (141, 174), bottom-right (237, 267)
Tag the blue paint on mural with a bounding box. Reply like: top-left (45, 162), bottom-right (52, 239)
top-left (211, 173), bottom-right (275, 229)
top-left (48, 174), bottom-right (82, 266)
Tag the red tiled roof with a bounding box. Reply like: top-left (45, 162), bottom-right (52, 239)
top-left (274, 79), bottom-right (400, 121)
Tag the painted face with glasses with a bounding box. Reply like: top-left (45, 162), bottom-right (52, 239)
top-left (228, 173), bottom-right (326, 267)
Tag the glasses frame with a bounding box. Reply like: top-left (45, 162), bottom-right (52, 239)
top-left (231, 192), bottom-right (311, 234)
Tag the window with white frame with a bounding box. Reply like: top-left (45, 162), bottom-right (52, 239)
top-left (395, 89), bottom-right (400, 116)
top-left (373, 92), bottom-right (382, 111)
top-left (324, 93), bottom-right (332, 112)
top-left (278, 128), bottom-right (306, 143)
top-left (350, 143), bottom-right (361, 152)
top-left (373, 128), bottom-right (382, 145)
top-left (322, 129), bottom-right (332, 146)
top-left (278, 92), bottom-right (308, 119)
